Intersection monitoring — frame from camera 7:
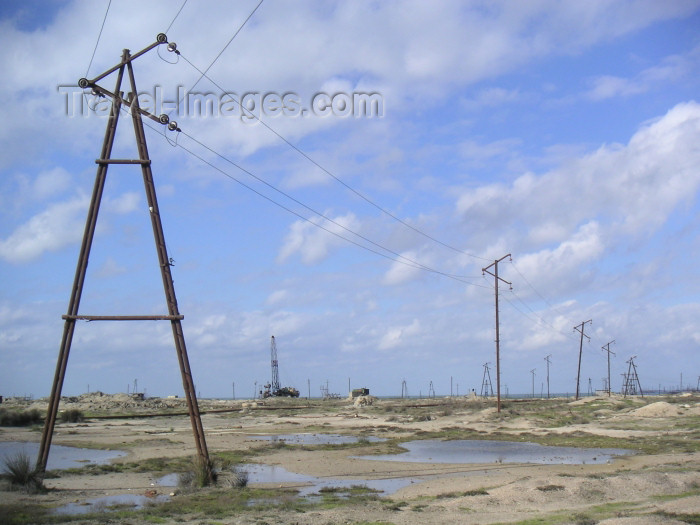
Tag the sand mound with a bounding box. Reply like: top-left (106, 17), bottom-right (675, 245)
top-left (631, 401), bottom-right (681, 418)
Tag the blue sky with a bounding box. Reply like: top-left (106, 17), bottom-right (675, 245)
top-left (1, 1), bottom-right (699, 399)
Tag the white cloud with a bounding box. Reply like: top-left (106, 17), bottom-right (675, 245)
top-left (283, 166), bottom-right (330, 190)
top-left (512, 222), bottom-right (604, 294)
top-left (2, 2), bottom-right (700, 398)
top-left (456, 100), bottom-right (700, 247)
top-left (587, 75), bottom-right (646, 100)
top-left (0, 188), bottom-right (144, 263)
top-left (2, 0), bottom-right (694, 167)
top-left (105, 192), bottom-right (141, 214)
top-left (586, 45), bottom-right (699, 100)
top-left (33, 167), bottom-right (72, 199)
top-left (95, 256), bottom-right (127, 278)
top-left (266, 289), bottom-right (289, 305)
top-left (378, 319), bottom-right (421, 350)
top-left (0, 195), bottom-right (88, 263)
top-left (382, 250), bottom-right (424, 286)
top-left (277, 212), bottom-right (360, 264)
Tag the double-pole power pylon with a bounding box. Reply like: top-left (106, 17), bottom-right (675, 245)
top-left (36, 35), bottom-right (212, 482)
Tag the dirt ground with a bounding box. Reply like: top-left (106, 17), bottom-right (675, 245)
top-left (1, 392), bottom-right (699, 524)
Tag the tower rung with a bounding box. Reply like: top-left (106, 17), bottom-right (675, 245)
top-left (95, 159), bottom-right (151, 165)
top-left (62, 315), bottom-right (183, 321)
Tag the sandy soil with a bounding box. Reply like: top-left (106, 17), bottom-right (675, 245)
top-left (1, 393), bottom-right (699, 524)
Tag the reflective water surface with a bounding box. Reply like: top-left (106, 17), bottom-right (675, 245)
top-left (242, 463), bottom-right (417, 496)
top-left (157, 464), bottom-right (417, 497)
top-left (249, 433), bottom-right (385, 445)
top-left (356, 439), bottom-right (633, 465)
top-left (0, 441), bottom-right (126, 470)
top-left (54, 493), bottom-right (169, 515)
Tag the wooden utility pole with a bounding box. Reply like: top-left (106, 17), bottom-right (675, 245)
top-left (482, 254), bottom-right (511, 413)
top-left (574, 319), bottom-right (592, 400)
top-left (601, 340), bottom-right (615, 396)
top-left (544, 354), bottom-right (552, 399)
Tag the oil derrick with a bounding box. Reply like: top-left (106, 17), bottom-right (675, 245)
top-left (480, 362), bottom-right (494, 397)
top-left (270, 335), bottom-right (280, 393)
top-left (263, 336), bottom-right (299, 398)
top-left (35, 34), bottom-right (211, 480)
top-left (622, 356), bottom-right (644, 397)
top-left (428, 381), bottom-right (436, 398)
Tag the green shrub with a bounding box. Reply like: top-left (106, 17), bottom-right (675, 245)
top-left (59, 409), bottom-right (84, 423)
top-left (1, 452), bottom-right (44, 493)
top-left (0, 408), bottom-right (43, 427)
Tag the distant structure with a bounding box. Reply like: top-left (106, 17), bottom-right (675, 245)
top-left (263, 336), bottom-right (299, 398)
top-left (622, 356), bottom-right (644, 397)
top-left (270, 335), bottom-right (280, 393)
top-left (320, 380), bottom-right (341, 399)
top-left (480, 362), bottom-right (494, 397)
top-left (351, 388), bottom-right (370, 398)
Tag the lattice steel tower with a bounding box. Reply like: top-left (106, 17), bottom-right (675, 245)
top-left (270, 335), bottom-right (280, 393)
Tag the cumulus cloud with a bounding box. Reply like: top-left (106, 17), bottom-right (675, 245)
top-left (277, 212), bottom-right (360, 264)
top-left (33, 167), bottom-right (72, 200)
top-left (0, 189), bottom-right (145, 263)
top-left (378, 319), bottom-right (421, 350)
top-left (456, 100), bottom-right (700, 255)
top-left (382, 250), bottom-right (425, 286)
top-left (3, 1), bottom-right (695, 166)
top-left (105, 192), bottom-right (141, 214)
top-left (0, 195), bottom-right (88, 263)
top-left (266, 289), bottom-right (289, 305)
top-left (586, 45), bottom-right (699, 100)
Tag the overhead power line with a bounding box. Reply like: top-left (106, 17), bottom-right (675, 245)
top-left (116, 25), bottom-right (595, 343)
top-left (85, 0), bottom-right (112, 77)
top-left (173, 49), bottom-right (488, 263)
top-left (165, 0), bottom-right (189, 34)
top-left (177, 129), bottom-right (481, 283)
top-left (136, 114), bottom-right (486, 287)
top-left (176, 0), bottom-right (264, 100)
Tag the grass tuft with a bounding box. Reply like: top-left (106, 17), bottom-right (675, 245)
top-left (1, 452), bottom-right (45, 493)
top-left (228, 465), bottom-right (249, 488)
top-left (178, 455), bottom-right (218, 490)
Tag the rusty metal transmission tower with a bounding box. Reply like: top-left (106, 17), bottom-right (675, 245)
top-left (480, 362), bottom-right (494, 397)
top-left (36, 34), bottom-right (211, 480)
top-left (622, 356), bottom-right (644, 397)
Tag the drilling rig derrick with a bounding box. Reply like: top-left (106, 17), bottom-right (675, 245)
top-left (263, 336), bottom-right (299, 398)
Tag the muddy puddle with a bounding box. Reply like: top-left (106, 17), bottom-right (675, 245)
top-left (355, 439), bottom-right (633, 465)
top-left (53, 493), bottom-right (169, 515)
top-left (158, 464), bottom-right (417, 497)
top-left (248, 433), bottom-right (385, 445)
top-left (0, 441), bottom-right (126, 470)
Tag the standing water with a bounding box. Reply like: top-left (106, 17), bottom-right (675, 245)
top-left (0, 442), bottom-right (126, 470)
top-left (356, 439), bottom-right (633, 465)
